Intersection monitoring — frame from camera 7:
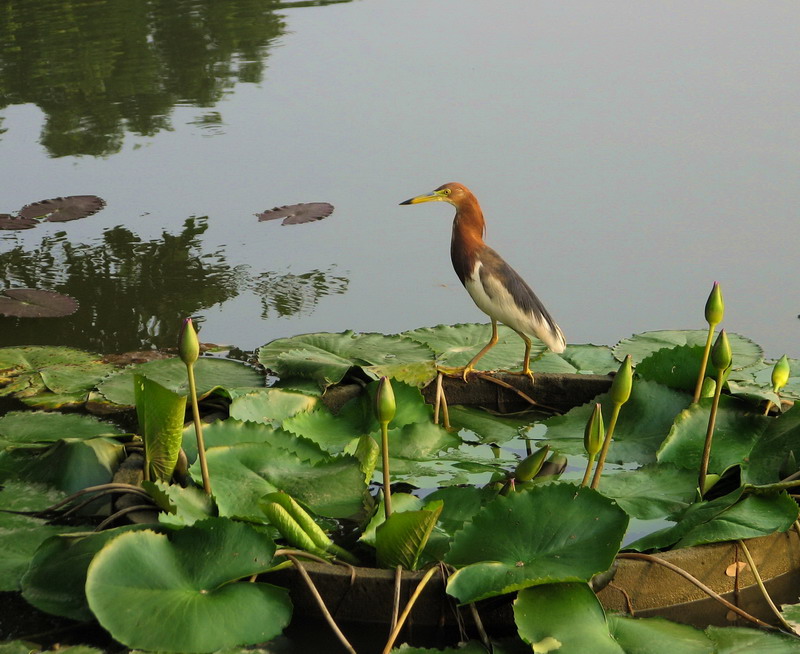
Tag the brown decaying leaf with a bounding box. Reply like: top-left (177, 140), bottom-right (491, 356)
top-left (0, 213), bottom-right (38, 230)
top-left (0, 289), bottom-right (79, 318)
top-left (256, 202), bottom-right (334, 225)
top-left (17, 195), bottom-right (106, 223)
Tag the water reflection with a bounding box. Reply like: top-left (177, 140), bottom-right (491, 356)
top-left (0, 218), bottom-right (349, 353)
top-left (0, 0), bottom-right (350, 157)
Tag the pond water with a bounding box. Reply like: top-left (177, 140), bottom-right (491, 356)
top-left (0, 0), bottom-right (798, 360)
top-left (0, 2), bottom-right (797, 651)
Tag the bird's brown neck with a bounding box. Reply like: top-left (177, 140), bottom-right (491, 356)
top-left (450, 202), bottom-right (485, 284)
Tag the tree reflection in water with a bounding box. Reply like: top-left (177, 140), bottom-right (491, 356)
top-left (0, 217), bottom-right (349, 353)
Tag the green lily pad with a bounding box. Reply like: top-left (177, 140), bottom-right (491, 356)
top-left (608, 614), bottom-right (714, 653)
top-left (657, 396), bottom-right (770, 474)
top-left (625, 488), bottom-right (798, 551)
top-left (199, 442), bottom-right (367, 520)
top-left (0, 346), bottom-right (114, 403)
top-left (445, 483), bottom-right (628, 603)
top-left (258, 331), bottom-right (433, 389)
top-left (542, 379), bottom-right (691, 465)
top-left (0, 411), bottom-right (123, 449)
top-left (97, 357), bottom-right (262, 406)
top-left (744, 405), bottom-right (800, 485)
top-left (514, 583), bottom-right (623, 654)
top-left (85, 519), bottom-right (291, 652)
top-left (598, 464), bottom-right (698, 520)
top-left (613, 330), bottom-right (762, 369)
top-left (0, 438), bottom-right (124, 493)
top-left (402, 323), bottom-right (547, 372)
top-left (705, 625), bottom-right (800, 653)
top-left (559, 343), bottom-right (620, 375)
top-left (142, 480), bottom-right (214, 527)
top-left (376, 500), bottom-right (443, 570)
top-left (447, 405), bottom-right (532, 445)
top-left (182, 418), bottom-right (309, 463)
top-left (228, 388), bottom-right (318, 424)
top-left (21, 525), bottom-right (154, 620)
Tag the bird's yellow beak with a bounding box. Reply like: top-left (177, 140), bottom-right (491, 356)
top-left (399, 190), bottom-right (447, 205)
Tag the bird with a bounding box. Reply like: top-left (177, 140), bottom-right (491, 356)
top-left (400, 182), bottom-right (566, 381)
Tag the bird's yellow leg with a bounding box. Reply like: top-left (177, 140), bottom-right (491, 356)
top-left (460, 320), bottom-right (499, 382)
top-left (518, 332), bottom-right (535, 383)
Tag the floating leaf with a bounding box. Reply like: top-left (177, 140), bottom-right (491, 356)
top-left (258, 331), bottom-right (433, 389)
top-left (445, 483), bottom-right (628, 603)
top-left (376, 500), bottom-right (443, 570)
top-left (256, 201), bottom-right (334, 225)
top-left (559, 344), bottom-right (620, 374)
top-left (657, 396), bottom-right (770, 474)
top-left (228, 388), bottom-right (317, 424)
top-left (17, 195), bottom-right (106, 223)
top-left (0, 289), bottom-right (79, 318)
top-left (0, 346), bottom-right (114, 401)
top-left (85, 519), bottom-right (291, 652)
top-left (21, 525), bottom-right (153, 620)
top-left (625, 488), bottom-right (798, 551)
top-left (402, 323), bottom-right (547, 371)
top-left (613, 330), bottom-right (762, 370)
top-left (199, 442), bottom-right (366, 519)
top-left (447, 406), bottom-right (531, 445)
top-left (743, 405), bottom-right (800, 485)
top-left (514, 583), bottom-right (623, 654)
top-left (598, 464), bottom-right (698, 520)
top-left (0, 411), bottom-right (123, 449)
top-left (542, 379), bottom-right (691, 465)
top-left (97, 357), bottom-right (262, 406)
top-left (181, 418), bottom-right (307, 463)
top-left (705, 624), bottom-right (800, 652)
top-left (0, 214), bottom-right (37, 230)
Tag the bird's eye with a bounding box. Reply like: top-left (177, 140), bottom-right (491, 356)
top-left (442, 188), bottom-right (451, 196)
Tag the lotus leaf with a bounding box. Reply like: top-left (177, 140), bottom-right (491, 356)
top-left (445, 483), bottom-right (628, 603)
top-left (613, 330), bottom-right (762, 369)
top-left (85, 519), bottom-right (291, 652)
top-left (0, 411), bottom-right (123, 449)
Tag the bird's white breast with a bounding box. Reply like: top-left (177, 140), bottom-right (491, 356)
top-left (463, 261), bottom-right (565, 352)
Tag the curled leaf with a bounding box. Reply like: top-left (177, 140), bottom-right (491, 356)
top-left (17, 195), bottom-right (106, 223)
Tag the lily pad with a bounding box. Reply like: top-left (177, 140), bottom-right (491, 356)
top-left (613, 330), bottom-right (762, 370)
top-left (17, 195), bottom-right (106, 223)
top-left (598, 464), bottom-right (698, 520)
top-left (85, 519), bottom-right (291, 652)
top-left (256, 202), bottom-right (334, 225)
top-left (542, 379), bottom-right (692, 465)
top-left (0, 410), bottom-right (123, 449)
top-left (445, 483), bottom-right (628, 603)
top-left (0, 214), bottom-right (37, 230)
top-left (258, 331), bottom-right (433, 389)
top-left (97, 357), bottom-right (262, 406)
top-left (199, 442), bottom-right (367, 519)
top-left (743, 405), bottom-right (800, 485)
top-left (402, 323), bottom-right (548, 371)
top-left (657, 396), bottom-right (770, 474)
top-left (0, 289), bottom-right (79, 318)
top-left (625, 488), bottom-right (798, 551)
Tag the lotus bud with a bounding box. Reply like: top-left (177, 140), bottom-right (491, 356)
top-left (536, 453), bottom-right (568, 481)
top-left (699, 377), bottom-right (716, 399)
top-left (584, 403), bottom-right (605, 457)
top-left (514, 444), bottom-right (549, 482)
top-left (772, 355), bottom-right (790, 393)
top-left (374, 376), bottom-right (396, 425)
top-left (711, 329), bottom-right (732, 372)
top-left (704, 281), bottom-right (724, 326)
top-left (179, 318), bottom-right (200, 366)
top-left (610, 355), bottom-right (633, 406)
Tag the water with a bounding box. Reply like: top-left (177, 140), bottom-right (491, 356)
top-left (0, 3), bottom-right (796, 649)
top-left (0, 0), bottom-right (797, 358)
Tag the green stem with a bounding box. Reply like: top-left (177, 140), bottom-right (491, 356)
top-left (737, 540), bottom-right (795, 633)
top-left (591, 403), bottom-right (621, 490)
top-left (698, 368), bottom-right (725, 498)
top-left (186, 362), bottom-right (212, 495)
top-left (381, 566), bottom-right (439, 654)
top-left (581, 453), bottom-right (597, 488)
top-left (692, 324), bottom-right (717, 403)
top-left (380, 420), bottom-right (392, 519)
